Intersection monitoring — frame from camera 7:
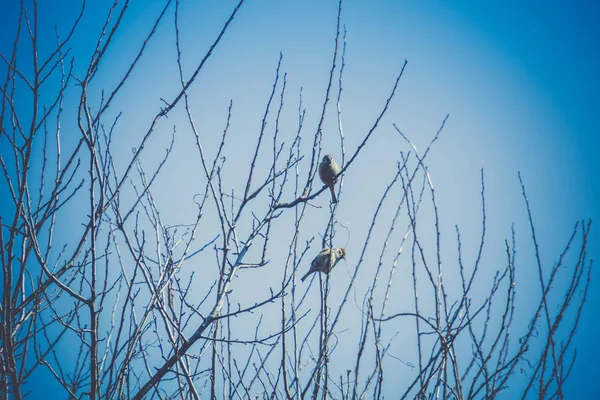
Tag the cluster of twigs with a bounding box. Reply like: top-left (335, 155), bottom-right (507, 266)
top-left (0, 1), bottom-right (591, 399)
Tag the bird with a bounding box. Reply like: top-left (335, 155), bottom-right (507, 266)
top-left (319, 154), bottom-right (340, 203)
top-left (301, 247), bottom-right (346, 282)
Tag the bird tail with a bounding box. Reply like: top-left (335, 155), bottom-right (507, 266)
top-left (301, 272), bottom-right (311, 282)
top-left (329, 186), bottom-right (337, 203)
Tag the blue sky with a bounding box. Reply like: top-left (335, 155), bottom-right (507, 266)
top-left (1, 0), bottom-right (598, 397)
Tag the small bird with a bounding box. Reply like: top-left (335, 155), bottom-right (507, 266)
top-left (301, 247), bottom-right (346, 282)
top-left (319, 154), bottom-right (340, 203)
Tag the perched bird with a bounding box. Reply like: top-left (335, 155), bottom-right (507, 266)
top-left (301, 247), bottom-right (346, 282)
top-left (319, 154), bottom-right (340, 203)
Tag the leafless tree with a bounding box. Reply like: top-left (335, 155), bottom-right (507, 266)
top-left (0, 1), bottom-right (592, 399)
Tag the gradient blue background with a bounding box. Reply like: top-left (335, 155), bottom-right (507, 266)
top-left (1, 0), bottom-right (598, 397)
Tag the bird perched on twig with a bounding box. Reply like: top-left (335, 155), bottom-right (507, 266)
top-left (319, 154), bottom-right (340, 203)
top-left (301, 247), bottom-right (346, 282)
